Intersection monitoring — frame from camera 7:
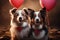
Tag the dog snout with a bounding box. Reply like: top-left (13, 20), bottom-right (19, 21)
top-left (19, 17), bottom-right (22, 22)
top-left (36, 19), bottom-right (39, 23)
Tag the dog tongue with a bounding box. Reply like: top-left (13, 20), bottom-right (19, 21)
top-left (34, 29), bottom-right (40, 36)
top-left (16, 27), bottom-right (23, 32)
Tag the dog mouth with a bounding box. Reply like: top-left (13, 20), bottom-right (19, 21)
top-left (18, 21), bottom-right (23, 24)
top-left (36, 21), bottom-right (40, 23)
top-left (18, 20), bottom-right (27, 24)
top-left (19, 20), bottom-right (23, 22)
top-left (35, 21), bottom-right (40, 24)
top-left (35, 21), bottom-right (43, 26)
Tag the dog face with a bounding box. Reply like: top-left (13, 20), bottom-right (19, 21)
top-left (16, 10), bottom-right (28, 23)
top-left (33, 12), bottom-right (43, 25)
top-left (10, 8), bottom-right (35, 27)
top-left (10, 8), bottom-right (30, 24)
top-left (32, 7), bottom-right (46, 29)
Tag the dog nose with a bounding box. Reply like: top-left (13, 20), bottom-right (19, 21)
top-left (36, 19), bottom-right (39, 21)
top-left (36, 19), bottom-right (39, 23)
top-left (19, 17), bottom-right (22, 21)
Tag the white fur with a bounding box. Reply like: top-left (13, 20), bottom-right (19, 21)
top-left (34, 12), bottom-right (41, 22)
top-left (16, 25), bottom-right (30, 38)
top-left (39, 24), bottom-right (43, 29)
top-left (32, 24), bottom-right (45, 39)
top-left (22, 22), bottom-right (28, 27)
top-left (32, 30), bottom-right (45, 39)
top-left (32, 24), bottom-right (43, 29)
top-left (16, 10), bottom-right (24, 22)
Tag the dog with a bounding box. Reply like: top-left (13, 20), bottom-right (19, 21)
top-left (30, 7), bottom-right (48, 40)
top-left (9, 8), bottom-right (33, 40)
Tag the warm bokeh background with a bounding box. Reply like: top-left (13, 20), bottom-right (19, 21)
top-left (0, 0), bottom-right (60, 40)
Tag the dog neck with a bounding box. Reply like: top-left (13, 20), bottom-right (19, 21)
top-left (17, 22), bottom-right (28, 27)
top-left (16, 22), bottom-right (29, 32)
top-left (32, 24), bottom-right (48, 39)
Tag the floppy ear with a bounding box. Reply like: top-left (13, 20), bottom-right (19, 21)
top-left (9, 8), bottom-right (17, 14)
top-left (23, 8), bottom-right (34, 19)
top-left (40, 7), bottom-right (46, 19)
top-left (28, 8), bottom-right (34, 13)
top-left (28, 8), bottom-right (34, 19)
top-left (24, 9), bottom-right (28, 15)
top-left (22, 8), bottom-right (28, 15)
top-left (23, 8), bottom-right (34, 15)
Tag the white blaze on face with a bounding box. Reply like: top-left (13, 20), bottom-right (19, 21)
top-left (16, 10), bottom-right (23, 22)
top-left (34, 12), bottom-right (41, 22)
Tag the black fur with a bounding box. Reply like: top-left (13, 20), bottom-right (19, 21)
top-left (28, 8), bottom-right (34, 19)
top-left (24, 9), bottom-right (28, 15)
top-left (40, 7), bottom-right (46, 20)
top-left (11, 8), bottom-right (17, 14)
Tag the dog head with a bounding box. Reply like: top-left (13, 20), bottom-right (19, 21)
top-left (10, 8), bottom-right (29, 23)
top-left (32, 7), bottom-right (46, 29)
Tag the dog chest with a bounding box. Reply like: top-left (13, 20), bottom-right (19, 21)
top-left (16, 26), bottom-right (30, 38)
top-left (32, 30), bottom-right (46, 39)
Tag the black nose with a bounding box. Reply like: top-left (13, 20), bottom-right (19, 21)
top-left (19, 17), bottom-right (22, 21)
top-left (36, 19), bottom-right (39, 23)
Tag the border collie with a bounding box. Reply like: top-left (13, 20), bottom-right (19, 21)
top-left (9, 8), bottom-right (32, 40)
top-left (31, 7), bottom-right (48, 40)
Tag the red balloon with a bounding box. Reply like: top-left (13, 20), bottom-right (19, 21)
top-left (9, 0), bottom-right (24, 8)
top-left (40, 0), bottom-right (56, 11)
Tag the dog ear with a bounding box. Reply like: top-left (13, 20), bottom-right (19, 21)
top-left (23, 8), bottom-right (34, 15)
top-left (28, 8), bottom-right (34, 13)
top-left (9, 8), bottom-right (17, 14)
top-left (40, 7), bottom-right (46, 19)
top-left (23, 8), bottom-right (34, 19)
top-left (24, 9), bottom-right (28, 15)
top-left (28, 8), bottom-right (34, 19)
top-left (22, 8), bottom-right (28, 15)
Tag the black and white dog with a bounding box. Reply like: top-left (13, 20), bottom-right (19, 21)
top-left (9, 8), bottom-right (33, 40)
top-left (30, 7), bottom-right (48, 40)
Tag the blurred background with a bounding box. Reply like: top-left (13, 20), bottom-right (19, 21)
top-left (0, 0), bottom-right (60, 40)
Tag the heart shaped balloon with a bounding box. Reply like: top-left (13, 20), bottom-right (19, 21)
top-left (40, 0), bottom-right (56, 11)
top-left (9, 0), bottom-right (24, 8)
